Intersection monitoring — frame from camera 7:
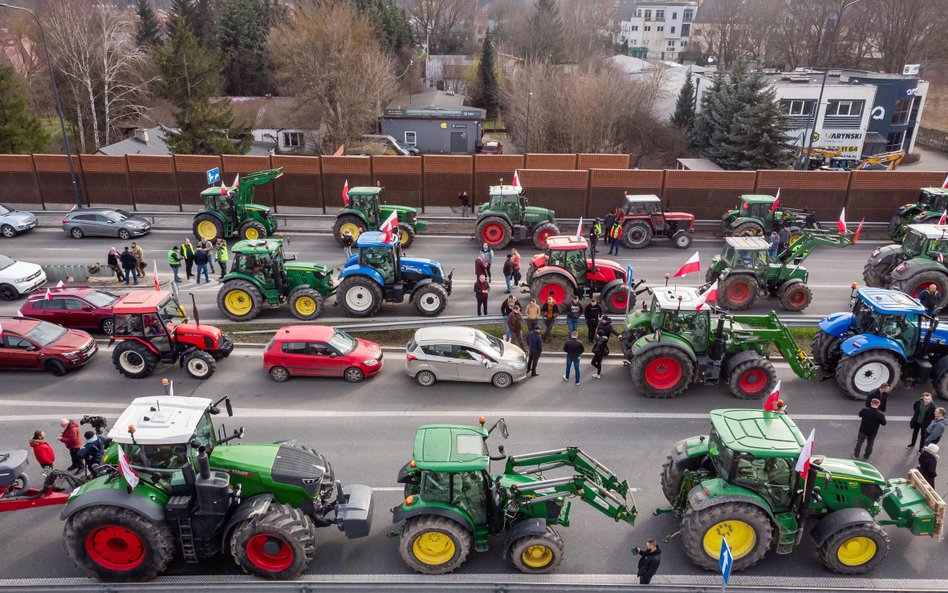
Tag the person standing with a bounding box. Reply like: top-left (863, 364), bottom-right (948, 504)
top-left (589, 219), bottom-right (601, 254)
top-left (541, 295), bottom-right (558, 342)
top-left (562, 331), bottom-right (584, 386)
top-left (584, 297), bottom-right (602, 344)
top-left (924, 407), bottom-right (948, 447)
top-left (342, 230), bottom-right (355, 260)
top-left (130, 241), bottom-right (146, 279)
top-left (596, 315), bottom-right (619, 340)
top-left (475, 252), bottom-right (489, 280)
top-left (565, 295), bottom-right (582, 337)
top-left (608, 221), bottom-right (623, 255)
top-left (508, 304), bottom-right (526, 351)
top-left (78, 431), bottom-right (108, 474)
top-left (919, 284), bottom-right (940, 316)
top-left (854, 398), bottom-right (886, 461)
top-left (120, 246), bottom-right (138, 285)
top-left (525, 298), bottom-right (540, 331)
top-left (778, 225), bottom-right (791, 254)
top-left (458, 191), bottom-right (470, 217)
top-left (474, 274), bottom-right (490, 316)
top-left (106, 247), bottom-right (125, 282)
top-left (58, 418), bottom-right (82, 472)
top-left (634, 540), bottom-right (662, 585)
top-left (511, 248), bottom-right (522, 287)
top-left (866, 383), bottom-right (891, 413)
top-left (591, 332), bottom-right (609, 379)
top-left (197, 239), bottom-right (215, 274)
top-left (480, 243), bottom-right (494, 280)
top-left (500, 294), bottom-right (519, 340)
top-left (909, 392), bottom-right (936, 451)
top-left (30, 430), bottom-right (55, 478)
top-left (502, 254), bottom-right (515, 294)
top-left (526, 326), bottom-right (542, 377)
top-left (167, 246), bottom-right (183, 283)
top-left (603, 210), bottom-right (616, 233)
top-left (768, 230), bottom-right (780, 260)
top-left (181, 238), bottom-right (196, 280)
top-left (918, 444), bottom-right (939, 488)
top-left (194, 245), bottom-right (210, 284)
top-left (215, 239), bottom-right (229, 279)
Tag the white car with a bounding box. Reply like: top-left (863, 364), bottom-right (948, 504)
top-left (405, 326), bottom-right (528, 388)
top-left (0, 254), bottom-right (46, 301)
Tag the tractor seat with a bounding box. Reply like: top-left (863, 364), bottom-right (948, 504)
top-left (0, 450), bottom-right (29, 487)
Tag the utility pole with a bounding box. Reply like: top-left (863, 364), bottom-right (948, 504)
top-left (525, 92), bottom-right (533, 154)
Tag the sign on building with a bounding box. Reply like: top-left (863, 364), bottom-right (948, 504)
top-left (903, 64), bottom-right (920, 76)
top-left (813, 129), bottom-right (866, 160)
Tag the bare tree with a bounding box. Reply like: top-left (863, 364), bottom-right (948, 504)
top-left (868, 0), bottom-right (939, 73)
top-left (557, 0), bottom-right (615, 64)
top-left (407, 0), bottom-right (476, 55)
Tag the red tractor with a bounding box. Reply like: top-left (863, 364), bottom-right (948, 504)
top-left (110, 289), bottom-right (233, 380)
top-left (525, 235), bottom-right (633, 314)
top-left (616, 194), bottom-right (695, 249)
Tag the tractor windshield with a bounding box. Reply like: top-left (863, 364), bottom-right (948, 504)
top-left (902, 231), bottom-right (925, 258)
top-left (925, 238), bottom-right (948, 260)
top-left (918, 191), bottom-right (937, 211)
top-left (708, 430), bottom-right (732, 478)
top-left (158, 296), bottom-right (187, 328)
top-left (661, 310), bottom-right (710, 352)
top-left (853, 301), bottom-right (920, 354)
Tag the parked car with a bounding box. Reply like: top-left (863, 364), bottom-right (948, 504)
top-left (18, 287), bottom-right (120, 334)
top-left (61, 207), bottom-right (151, 239)
top-left (264, 325), bottom-right (383, 383)
top-left (0, 203), bottom-right (37, 238)
top-left (0, 254), bottom-right (46, 301)
top-left (480, 140), bottom-right (503, 155)
top-left (405, 326), bottom-right (527, 388)
top-left (0, 316), bottom-right (98, 376)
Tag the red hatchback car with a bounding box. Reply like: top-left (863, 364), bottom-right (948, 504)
top-left (19, 287), bottom-right (120, 335)
top-left (0, 316), bottom-right (98, 376)
top-left (264, 325), bottom-right (383, 383)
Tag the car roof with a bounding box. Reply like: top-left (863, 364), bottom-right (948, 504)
top-left (905, 224), bottom-right (948, 240)
top-left (624, 194), bottom-right (661, 203)
top-left (272, 325), bottom-right (335, 341)
top-left (856, 287), bottom-right (926, 314)
top-left (355, 230), bottom-right (396, 247)
top-left (412, 424), bottom-right (490, 472)
top-left (489, 185), bottom-right (523, 196)
top-left (739, 194), bottom-right (778, 204)
top-left (347, 187), bottom-right (383, 197)
top-left (415, 326), bottom-right (478, 345)
top-left (546, 235), bottom-right (588, 250)
top-left (0, 316), bottom-right (41, 334)
top-left (725, 236), bottom-right (771, 250)
top-left (710, 408), bottom-right (805, 458)
top-left (114, 290), bottom-right (171, 313)
top-left (652, 286), bottom-right (705, 311)
top-left (65, 207), bottom-right (125, 215)
top-left (25, 286), bottom-right (98, 302)
top-left (108, 395), bottom-right (213, 445)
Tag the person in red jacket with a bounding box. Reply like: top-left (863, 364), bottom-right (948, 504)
top-left (30, 430), bottom-right (56, 477)
top-left (58, 418), bottom-right (82, 472)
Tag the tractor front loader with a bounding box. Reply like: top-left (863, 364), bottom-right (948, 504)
top-left (194, 168), bottom-right (282, 242)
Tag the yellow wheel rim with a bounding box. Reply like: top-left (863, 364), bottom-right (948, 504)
top-left (399, 229), bottom-right (410, 246)
top-left (225, 289), bottom-right (252, 315)
top-left (295, 296), bottom-right (316, 316)
top-left (789, 234), bottom-right (801, 246)
top-left (339, 222), bottom-right (363, 241)
top-left (244, 227), bottom-right (260, 240)
top-left (411, 531), bottom-right (456, 566)
top-left (197, 220), bottom-right (218, 239)
top-left (836, 536), bottom-right (877, 566)
top-left (737, 227), bottom-right (761, 236)
top-left (702, 520), bottom-right (757, 560)
top-left (521, 544), bottom-right (554, 568)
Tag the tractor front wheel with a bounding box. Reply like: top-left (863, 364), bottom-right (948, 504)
top-left (733, 221), bottom-right (765, 237)
top-left (862, 259), bottom-right (888, 287)
top-left (681, 502), bottom-right (773, 572)
top-left (510, 527), bottom-right (565, 574)
top-left (231, 502), bottom-right (316, 580)
top-left (631, 346), bottom-right (694, 398)
top-left (812, 331), bottom-right (843, 372)
top-left (887, 214), bottom-right (904, 241)
top-left (602, 284), bottom-right (633, 314)
top-left (818, 521), bottom-right (890, 575)
top-left (532, 222), bottom-right (559, 249)
top-left (530, 275), bottom-right (573, 307)
top-left (193, 214), bottom-right (224, 242)
top-left (217, 279), bottom-right (264, 322)
top-left (477, 217), bottom-right (512, 249)
top-left (183, 349), bottom-right (216, 380)
top-left (399, 516), bottom-right (472, 575)
top-left (333, 215), bottom-right (367, 245)
top-left (339, 276), bottom-right (383, 318)
top-left (622, 221), bottom-right (652, 249)
top-left (112, 341), bottom-right (159, 379)
top-left (672, 230), bottom-right (693, 249)
top-left (720, 275), bottom-right (759, 310)
top-left (727, 358), bottom-right (776, 399)
top-left (412, 283), bottom-right (449, 317)
top-left (835, 350), bottom-right (901, 401)
top-left (289, 287), bottom-right (325, 321)
top-left (779, 282), bottom-right (812, 312)
top-left (239, 220), bottom-right (267, 241)
top-left (894, 271), bottom-right (948, 309)
top-left (398, 223), bottom-right (416, 248)
top-left (660, 455), bottom-right (685, 505)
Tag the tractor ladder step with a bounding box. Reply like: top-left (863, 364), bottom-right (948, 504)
top-left (167, 495), bottom-right (199, 563)
top-left (776, 527), bottom-right (796, 554)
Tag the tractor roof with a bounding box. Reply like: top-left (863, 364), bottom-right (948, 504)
top-left (710, 409), bottom-right (805, 458)
top-left (905, 224), bottom-right (948, 240)
top-left (108, 395), bottom-right (213, 445)
top-left (725, 237), bottom-right (771, 250)
top-left (652, 286), bottom-right (705, 311)
top-left (355, 230), bottom-right (396, 248)
top-left (489, 185), bottom-right (523, 196)
top-left (545, 235), bottom-right (588, 250)
top-left (347, 187), bottom-right (383, 197)
top-left (114, 290), bottom-right (172, 314)
top-left (624, 194), bottom-right (661, 203)
top-left (231, 238), bottom-right (283, 254)
top-left (855, 288), bottom-right (926, 314)
top-left (921, 188), bottom-right (948, 197)
top-left (739, 194), bottom-right (778, 204)
top-left (412, 424), bottom-right (490, 472)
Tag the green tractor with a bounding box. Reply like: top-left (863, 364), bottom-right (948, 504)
top-left (620, 287), bottom-right (818, 399)
top-left (60, 391), bottom-right (372, 581)
top-left (887, 187), bottom-right (948, 242)
top-left (661, 408), bottom-right (944, 574)
top-left (721, 194), bottom-right (820, 237)
top-left (216, 237), bottom-right (334, 322)
top-left (333, 186), bottom-right (428, 248)
top-left (706, 229), bottom-right (855, 312)
top-left (864, 224), bottom-right (948, 308)
top-left (193, 168), bottom-right (283, 242)
top-left (392, 418), bottom-right (637, 574)
top-left (474, 184), bottom-right (559, 249)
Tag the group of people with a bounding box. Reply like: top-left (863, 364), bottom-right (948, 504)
top-left (473, 243), bottom-right (524, 315)
top-left (166, 237), bottom-right (229, 284)
top-left (28, 418), bottom-right (111, 480)
top-left (106, 242), bottom-right (146, 285)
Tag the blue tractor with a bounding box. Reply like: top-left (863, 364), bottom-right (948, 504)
top-left (336, 231), bottom-right (454, 318)
top-left (812, 287), bottom-right (948, 401)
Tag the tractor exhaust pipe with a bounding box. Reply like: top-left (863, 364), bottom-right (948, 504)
top-left (710, 315), bottom-right (726, 361)
top-left (190, 293), bottom-right (200, 326)
top-left (197, 446), bottom-right (211, 480)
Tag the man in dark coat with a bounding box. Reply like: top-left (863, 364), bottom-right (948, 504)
top-left (865, 383), bottom-right (891, 412)
top-left (475, 253), bottom-right (489, 280)
top-left (634, 539), bottom-right (662, 585)
top-left (909, 392), bottom-right (936, 451)
top-left (526, 326), bottom-right (542, 377)
top-left (919, 284), bottom-right (940, 316)
top-left (584, 298), bottom-right (602, 344)
top-left (854, 398), bottom-right (886, 461)
top-left (562, 331), bottom-right (584, 386)
top-left (918, 444), bottom-right (938, 488)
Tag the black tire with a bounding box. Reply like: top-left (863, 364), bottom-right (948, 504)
top-left (720, 274), bottom-right (759, 310)
top-left (118, 228), bottom-right (131, 240)
top-left (631, 346), bottom-right (694, 398)
top-left (812, 331), bottom-right (843, 371)
top-left (415, 370), bottom-right (436, 386)
top-left (733, 221), bottom-right (764, 237)
top-left (193, 214), bottom-right (224, 242)
top-left (344, 367), bottom-right (365, 383)
top-left (70, 227), bottom-right (84, 239)
top-left (64, 506), bottom-right (175, 582)
top-left (530, 275), bottom-right (573, 307)
top-left (339, 275), bottom-right (383, 318)
top-left (681, 502), bottom-right (773, 572)
top-left (509, 527), bottom-right (565, 574)
top-left (835, 350), bottom-right (901, 401)
top-left (112, 341), bottom-right (159, 379)
top-left (100, 318), bottom-right (115, 336)
top-left (660, 455), bottom-right (684, 505)
top-left (412, 283), bottom-right (448, 317)
top-left (1, 224), bottom-right (17, 238)
top-left (602, 284), bottom-right (633, 315)
top-left (45, 358), bottom-right (68, 377)
top-left (727, 357), bottom-right (777, 399)
top-left (492, 371), bottom-right (514, 388)
top-left (532, 222), bottom-right (559, 249)
top-left (893, 271), bottom-right (948, 310)
top-left (289, 287), bottom-right (325, 321)
top-left (0, 283), bottom-right (19, 301)
top-left (622, 221), bottom-right (652, 249)
top-left (270, 365), bottom-right (290, 382)
top-left (887, 214), bottom-right (904, 241)
top-left (399, 516), bottom-right (472, 575)
top-left (477, 216), bottom-right (512, 249)
top-left (672, 230), bottom-right (693, 249)
top-left (230, 502), bottom-right (316, 580)
top-left (779, 282), bottom-right (812, 312)
top-left (184, 349), bottom-right (216, 380)
top-left (817, 521), bottom-right (890, 575)
top-left (10, 472), bottom-right (29, 496)
top-left (217, 279), bottom-right (264, 322)
top-left (863, 259), bottom-right (889, 288)
top-left (239, 220), bottom-right (267, 241)
top-left (333, 215), bottom-right (368, 246)
top-left (397, 223), bottom-right (416, 248)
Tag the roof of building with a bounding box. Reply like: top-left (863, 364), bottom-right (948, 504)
top-left (228, 96), bottom-right (321, 131)
top-left (108, 396), bottom-right (214, 445)
top-left (97, 127), bottom-right (276, 157)
top-left (725, 237), bottom-right (771, 250)
top-left (384, 91), bottom-right (485, 119)
top-left (710, 409), bottom-right (806, 458)
top-left (855, 288), bottom-right (925, 315)
top-left (677, 158), bottom-right (723, 171)
top-left (412, 424), bottom-right (490, 472)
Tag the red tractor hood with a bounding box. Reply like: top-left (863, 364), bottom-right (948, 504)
top-left (175, 323), bottom-right (222, 340)
top-left (664, 211), bottom-right (694, 222)
top-left (592, 258), bottom-right (625, 280)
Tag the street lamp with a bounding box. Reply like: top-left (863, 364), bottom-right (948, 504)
top-left (525, 92), bottom-right (533, 154)
top-left (801, 0), bottom-right (867, 171)
top-left (0, 3), bottom-right (82, 209)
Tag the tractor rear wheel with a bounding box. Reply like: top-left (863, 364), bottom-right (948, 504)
top-left (602, 284), bottom-right (632, 314)
top-left (399, 516), bottom-right (472, 575)
top-left (720, 274), bottom-right (759, 310)
top-left (818, 521), bottom-right (889, 575)
top-left (193, 214), bottom-right (224, 242)
top-left (333, 215), bottom-right (367, 245)
top-left (64, 506), bottom-right (175, 582)
top-left (863, 260), bottom-right (886, 287)
top-left (112, 341), bottom-right (159, 379)
top-left (231, 502), bottom-right (316, 580)
top-left (397, 223), bottom-right (416, 248)
top-left (412, 283), bottom-right (448, 317)
top-left (894, 271), bottom-right (948, 309)
top-left (531, 275), bottom-right (573, 307)
top-left (835, 350), bottom-right (901, 401)
top-left (339, 276), bottom-right (383, 318)
top-left (733, 221), bottom-right (765, 237)
top-left (631, 346), bottom-right (693, 398)
top-left (532, 222), bottom-right (559, 249)
top-left (681, 502), bottom-right (773, 572)
top-left (727, 358), bottom-right (776, 399)
top-left (510, 527), bottom-right (565, 574)
top-left (477, 217), bottom-right (512, 249)
top-left (779, 282), bottom-right (812, 312)
top-left (239, 220), bottom-right (267, 241)
top-left (183, 349), bottom-right (216, 380)
top-left (622, 221), bottom-right (652, 249)
top-left (218, 279), bottom-right (264, 322)
top-left (812, 331), bottom-right (842, 371)
top-left (289, 287), bottom-right (325, 321)
top-left (660, 455), bottom-right (685, 505)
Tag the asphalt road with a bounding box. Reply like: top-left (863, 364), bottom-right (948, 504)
top-left (0, 347), bottom-right (946, 583)
top-left (0, 227), bottom-right (885, 324)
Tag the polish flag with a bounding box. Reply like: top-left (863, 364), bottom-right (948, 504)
top-left (795, 428), bottom-right (815, 477)
top-left (512, 170), bottom-right (521, 188)
top-left (763, 380), bottom-right (781, 411)
top-left (942, 173), bottom-right (948, 189)
top-left (154, 261), bottom-right (160, 291)
top-left (837, 208), bottom-right (847, 233)
top-left (770, 188), bottom-right (781, 212)
top-left (56, 280), bottom-right (65, 288)
top-left (673, 251), bottom-right (700, 278)
top-left (575, 217), bottom-right (583, 240)
top-left (940, 211), bottom-right (947, 225)
top-left (45, 288), bottom-right (52, 300)
top-left (0, 321), bottom-right (3, 337)
top-left (695, 280), bottom-right (718, 311)
top-left (117, 445), bottom-right (140, 490)
top-left (220, 179), bottom-right (228, 195)
top-left (342, 179), bottom-right (350, 206)
top-left (853, 217), bottom-right (865, 243)
top-left (232, 174), bottom-right (240, 188)
top-left (380, 210), bottom-right (398, 243)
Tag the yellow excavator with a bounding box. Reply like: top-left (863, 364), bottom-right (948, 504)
top-left (854, 150), bottom-right (906, 170)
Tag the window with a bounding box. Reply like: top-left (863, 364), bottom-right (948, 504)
top-left (682, 23), bottom-right (690, 36)
top-left (404, 131), bottom-right (417, 146)
top-left (683, 8), bottom-right (694, 22)
top-left (2, 335), bottom-right (35, 350)
top-left (282, 342), bottom-right (309, 354)
top-left (282, 131), bottom-right (303, 148)
top-left (655, 9), bottom-right (665, 19)
top-left (670, 26), bottom-right (676, 34)
top-left (643, 39), bottom-right (650, 45)
top-left (657, 26), bottom-right (664, 32)
top-left (891, 98), bottom-right (912, 125)
top-left (630, 25), bottom-right (638, 31)
top-left (826, 100), bottom-right (863, 117)
top-left (886, 130), bottom-right (906, 152)
top-left (643, 9), bottom-right (651, 20)
top-left (780, 100), bottom-right (815, 116)
top-left (644, 25), bottom-right (651, 32)
top-left (672, 12), bottom-right (677, 19)
top-left (681, 40), bottom-right (688, 46)
top-left (421, 343), bottom-right (457, 358)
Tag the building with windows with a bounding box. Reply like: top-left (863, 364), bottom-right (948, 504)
top-left (615, 1), bottom-right (698, 62)
top-left (380, 91), bottom-right (485, 154)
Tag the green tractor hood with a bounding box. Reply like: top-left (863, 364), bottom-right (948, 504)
top-left (524, 205), bottom-right (556, 224)
top-left (211, 443), bottom-right (332, 505)
top-left (816, 457), bottom-right (886, 485)
top-left (243, 203), bottom-right (272, 214)
top-left (285, 261), bottom-right (331, 276)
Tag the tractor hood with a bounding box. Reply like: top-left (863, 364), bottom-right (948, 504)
top-left (818, 312), bottom-right (854, 338)
top-left (175, 322), bottom-right (222, 340)
top-left (244, 203), bottom-right (271, 214)
top-left (816, 456), bottom-right (887, 485)
top-left (211, 443), bottom-right (332, 500)
top-left (286, 261), bottom-right (331, 276)
top-left (867, 243), bottom-right (903, 265)
top-left (524, 205), bottom-right (556, 223)
top-left (594, 258), bottom-right (625, 279)
top-left (664, 211), bottom-right (695, 223)
top-left (382, 205), bottom-right (417, 217)
top-left (401, 257), bottom-right (446, 277)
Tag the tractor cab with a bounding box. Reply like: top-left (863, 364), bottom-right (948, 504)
top-left (849, 288), bottom-right (927, 357)
top-left (229, 238), bottom-right (292, 294)
top-left (544, 236), bottom-right (591, 285)
top-left (650, 287), bottom-right (712, 353)
top-left (487, 185), bottom-right (527, 220)
top-left (901, 224), bottom-right (948, 260)
top-left (737, 196), bottom-right (779, 232)
top-left (915, 189), bottom-right (948, 213)
top-left (112, 290), bottom-right (191, 355)
top-left (346, 188), bottom-right (384, 226)
top-left (356, 231), bottom-right (401, 285)
top-left (722, 237), bottom-right (772, 272)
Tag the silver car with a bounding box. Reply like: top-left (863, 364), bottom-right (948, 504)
top-left (405, 326), bottom-right (528, 388)
top-left (62, 208), bottom-right (151, 239)
top-left (0, 203), bottom-right (37, 238)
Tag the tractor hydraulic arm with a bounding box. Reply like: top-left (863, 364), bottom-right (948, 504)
top-left (778, 229), bottom-right (855, 264)
top-left (725, 312), bottom-right (819, 381)
top-left (508, 475), bottom-right (638, 525)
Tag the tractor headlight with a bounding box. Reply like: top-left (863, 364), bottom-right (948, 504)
top-left (363, 359), bottom-right (379, 366)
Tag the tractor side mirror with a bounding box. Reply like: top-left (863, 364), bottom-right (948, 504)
top-left (285, 254), bottom-right (297, 261)
top-left (488, 418), bottom-right (509, 439)
top-left (225, 398), bottom-right (233, 417)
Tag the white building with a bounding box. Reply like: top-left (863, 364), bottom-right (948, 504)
top-left (616, 1), bottom-right (698, 62)
top-left (609, 55), bottom-right (707, 120)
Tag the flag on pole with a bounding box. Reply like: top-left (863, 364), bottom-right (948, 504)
top-left (942, 173), bottom-right (948, 189)
top-left (56, 280), bottom-right (65, 288)
top-left (853, 217), bottom-right (865, 243)
top-left (770, 188), bottom-right (781, 212)
top-left (695, 280), bottom-right (718, 311)
top-left (220, 179), bottom-right (228, 195)
top-left (940, 211), bottom-right (947, 225)
top-left (342, 179), bottom-right (350, 206)
top-left (575, 217), bottom-right (584, 240)
top-left (673, 251), bottom-right (700, 277)
top-left (837, 208), bottom-right (847, 233)
top-left (232, 174), bottom-right (239, 188)
top-left (512, 170), bottom-right (521, 188)
top-left (154, 260), bottom-right (160, 291)
top-left (763, 380), bottom-right (781, 411)
top-left (44, 288), bottom-right (52, 300)
top-left (117, 445), bottom-right (140, 490)
top-left (380, 210), bottom-right (398, 243)
top-left (0, 321), bottom-right (3, 337)
top-left (795, 428), bottom-right (815, 476)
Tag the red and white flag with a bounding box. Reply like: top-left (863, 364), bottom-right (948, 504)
top-left (512, 170), bottom-right (521, 188)
top-left (55, 280), bottom-right (65, 288)
top-left (117, 445), bottom-right (140, 490)
top-left (380, 210), bottom-right (398, 243)
top-left (220, 179), bottom-right (228, 195)
top-left (232, 174), bottom-right (239, 188)
top-left (770, 188), bottom-right (781, 213)
top-left (44, 288), bottom-right (52, 300)
top-left (940, 211), bottom-right (947, 225)
top-left (342, 179), bottom-right (350, 206)
top-left (575, 217), bottom-right (584, 240)
top-left (763, 380), bottom-right (781, 411)
top-left (0, 321), bottom-right (3, 337)
top-left (153, 260), bottom-right (160, 291)
top-left (853, 217), bottom-right (865, 243)
top-left (795, 428), bottom-right (816, 477)
top-left (942, 173), bottom-right (948, 189)
top-left (673, 251), bottom-right (700, 278)
top-left (695, 280), bottom-right (718, 311)
top-left (837, 208), bottom-right (847, 233)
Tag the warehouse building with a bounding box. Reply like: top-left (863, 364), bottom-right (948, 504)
top-left (380, 91), bottom-right (486, 155)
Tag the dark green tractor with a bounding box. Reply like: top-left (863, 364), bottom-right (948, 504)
top-left (887, 188), bottom-right (948, 242)
top-left (721, 194), bottom-right (820, 237)
top-left (475, 184), bottom-right (558, 249)
top-left (333, 186), bottom-right (428, 248)
top-left (216, 238), bottom-right (335, 322)
top-left (193, 168), bottom-right (282, 242)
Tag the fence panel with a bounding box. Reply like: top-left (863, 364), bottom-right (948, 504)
top-left (577, 154), bottom-right (630, 170)
top-left (755, 170), bottom-right (849, 222)
top-left (519, 169), bottom-right (589, 218)
top-left (0, 155), bottom-right (40, 208)
top-left (79, 155), bottom-right (132, 208)
top-left (127, 155), bottom-right (179, 209)
top-left (588, 169), bottom-right (664, 217)
top-left (270, 155), bottom-right (321, 211)
top-left (473, 155), bottom-right (524, 204)
top-left (373, 156), bottom-right (422, 208)
top-left (422, 155), bottom-right (473, 209)
top-left (173, 155), bottom-right (223, 207)
top-left (664, 170), bottom-right (756, 220)
top-left (525, 153), bottom-right (578, 170)
top-left (848, 171), bottom-right (947, 222)
top-left (322, 156), bottom-right (372, 212)
top-left (221, 155), bottom-right (275, 209)
top-left (32, 154), bottom-right (83, 207)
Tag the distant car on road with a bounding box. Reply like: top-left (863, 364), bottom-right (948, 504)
top-left (61, 207), bottom-right (151, 239)
top-left (19, 287), bottom-right (120, 334)
top-left (405, 326), bottom-right (527, 388)
top-left (0, 203), bottom-right (37, 238)
top-left (0, 254), bottom-right (46, 301)
top-left (479, 140), bottom-right (503, 155)
top-left (0, 316), bottom-right (97, 376)
top-left (264, 325), bottom-right (383, 383)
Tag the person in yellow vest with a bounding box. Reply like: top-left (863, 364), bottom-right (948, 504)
top-left (167, 246), bottom-right (182, 283)
top-left (180, 238), bottom-right (195, 280)
top-left (215, 239), bottom-right (229, 280)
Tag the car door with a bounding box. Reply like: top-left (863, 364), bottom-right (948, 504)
top-left (41, 298), bottom-right (70, 327)
top-left (455, 346), bottom-right (491, 382)
top-left (279, 341), bottom-right (316, 376)
top-left (309, 342), bottom-right (346, 377)
top-left (419, 343), bottom-right (459, 380)
top-left (647, 201), bottom-right (666, 232)
top-left (0, 334), bottom-right (43, 369)
top-left (93, 213), bottom-right (116, 236)
top-left (63, 297), bottom-right (96, 329)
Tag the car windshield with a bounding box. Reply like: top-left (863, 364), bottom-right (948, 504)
top-left (158, 296), bottom-right (187, 326)
top-left (329, 329), bottom-right (357, 354)
top-left (25, 321), bottom-right (68, 346)
top-left (0, 204), bottom-right (11, 215)
top-left (105, 209), bottom-right (131, 222)
top-left (473, 329), bottom-right (503, 357)
top-left (84, 290), bottom-right (119, 308)
top-left (0, 254), bottom-right (14, 271)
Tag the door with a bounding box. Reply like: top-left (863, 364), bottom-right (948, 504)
top-left (64, 297), bottom-right (97, 329)
top-left (309, 341), bottom-right (348, 377)
top-left (38, 297), bottom-right (70, 327)
top-left (279, 341), bottom-right (317, 376)
top-left (0, 334), bottom-right (43, 369)
top-left (419, 343), bottom-right (459, 380)
top-left (647, 201), bottom-right (666, 232)
top-left (450, 131), bottom-right (467, 153)
top-left (455, 347), bottom-right (491, 382)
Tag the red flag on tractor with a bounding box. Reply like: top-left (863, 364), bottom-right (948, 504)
top-left (795, 428), bottom-right (815, 476)
top-left (763, 380), bottom-right (781, 411)
top-left (695, 280), bottom-right (718, 311)
top-left (673, 251), bottom-right (700, 278)
top-left (380, 210), bottom-right (398, 243)
top-left (770, 188), bottom-right (781, 213)
top-left (837, 208), bottom-right (847, 233)
top-left (512, 170), bottom-right (521, 188)
top-left (853, 217), bottom-right (865, 243)
top-left (342, 179), bottom-right (350, 206)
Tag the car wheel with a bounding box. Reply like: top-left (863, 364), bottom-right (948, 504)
top-left (269, 366), bottom-right (290, 382)
top-left (415, 370), bottom-right (436, 386)
top-left (99, 318), bottom-right (114, 335)
top-left (45, 359), bottom-right (68, 377)
top-left (0, 225), bottom-right (15, 238)
top-left (118, 228), bottom-right (131, 240)
top-left (0, 284), bottom-right (18, 301)
top-left (70, 227), bottom-right (84, 239)
top-left (491, 372), bottom-right (513, 388)
top-left (344, 367), bottom-right (365, 383)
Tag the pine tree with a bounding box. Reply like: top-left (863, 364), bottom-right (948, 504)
top-left (671, 70), bottom-right (695, 130)
top-left (349, 0), bottom-right (414, 56)
top-left (525, 0), bottom-right (564, 64)
top-left (621, 39), bottom-right (629, 56)
top-left (474, 28), bottom-right (501, 119)
top-left (192, 0), bottom-right (218, 46)
top-left (135, 0), bottom-right (163, 48)
top-left (0, 64), bottom-right (49, 154)
top-left (218, 0), bottom-right (273, 95)
top-left (167, 0), bottom-right (195, 38)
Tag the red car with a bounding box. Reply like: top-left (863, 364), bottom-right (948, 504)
top-left (264, 325), bottom-right (383, 383)
top-left (0, 316), bottom-right (98, 376)
top-left (19, 287), bottom-right (120, 335)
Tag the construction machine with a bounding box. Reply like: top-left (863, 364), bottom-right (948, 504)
top-left (855, 150), bottom-right (905, 171)
top-left (193, 168), bottom-right (282, 242)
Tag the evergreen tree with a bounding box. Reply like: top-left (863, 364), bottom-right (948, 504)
top-left (473, 28), bottom-right (500, 118)
top-left (192, 0), bottom-right (218, 46)
top-left (621, 39), bottom-right (629, 56)
top-left (689, 70), bottom-right (724, 151)
top-left (349, 0), bottom-right (414, 56)
top-left (218, 0), bottom-right (273, 95)
top-left (671, 70), bottom-right (695, 130)
top-left (157, 18), bottom-right (249, 155)
top-left (135, 0), bottom-right (163, 48)
top-left (0, 64), bottom-right (49, 154)
top-left (525, 0), bottom-right (564, 64)
top-left (167, 0), bottom-right (195, 38)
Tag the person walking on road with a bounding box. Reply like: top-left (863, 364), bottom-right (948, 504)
top-left (854, 398), bottom-right (886, 461)
top-left (106, 247), bottom-right (125, 282)
top-left (541, 295), bottom-right (558, 342)
top-left (909, 392), bottom-right (936, 451)
top-left (511, 249), bottom-right (522, 287)
top-left (634, 539), bottom-right (662, 585)
top-left (608, 221), bottom-right (623, 255)
top-left (565, 295), bottom-right (582, 336)
top-left (168, 246), bottom-right (183, 283)
top-left (131, 241), bottom-right (146, 279)
top-left (480, 243), bottom-right (494, 280)
top-left (562, 331), bottom-right (584, 386)
top-left (591, 332), bottom-right (609, 379)
top-left (181, 238), bottom-right (196, 280)
top-left (918, 444), bottom-right (938, 488)
top-left (458, 191), bottom-right (470, 217)
top-left (525, 298), bottom-right (540, 332)
top-left (503, 254), bottom-right (515, 294)
top-left (194, 245), bottom-right (210, 284)
top-left (924, 407), bottom-right (948, 447)
top-left (508, 304), bottom-right (526, 352)
top-left (30, 430), bottom-right (55, 478)
top-left (474, 274), bottom-right (490, 316)
top-left (919, 284), bottom-right (940, 316)
top-left (527, 326), bottom-right (542, 377)
top-left (584, 297), bottom-right (602, 344)
top-left (120, 246), bottom-right (138, 285)
top-left (342, 230), bottom-right (355, 260)
top-left (215, 239), bottom-right (229, 279)
top-left (58, 418), bottom-right (81, 472)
